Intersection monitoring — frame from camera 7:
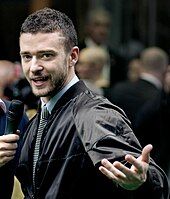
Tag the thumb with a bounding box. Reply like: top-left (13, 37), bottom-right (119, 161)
top-left (141, 144), bottom-right (153, 163)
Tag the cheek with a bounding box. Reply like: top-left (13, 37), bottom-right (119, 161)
top-left (51, 62), bottom-right (67, 78)
top-left (21, 64), bottom-right (29, 77)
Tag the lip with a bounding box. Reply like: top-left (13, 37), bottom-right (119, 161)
top-left (30, 76), bottom-right (49, 87)
top-left (32, 80), bottom-right (46, 87)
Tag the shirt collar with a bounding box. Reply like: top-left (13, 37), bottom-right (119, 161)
top-left (140, 73), bottom-right (162, 89)
top-left (85, 37), bottom-right (108, 50)
top-left (0, 99), bottom-right (7, 113)
top-left (41, 75), bottom-right (79, 113)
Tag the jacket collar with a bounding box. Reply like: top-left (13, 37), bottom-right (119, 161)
top-left (51, 80), bottom-right (88, 115)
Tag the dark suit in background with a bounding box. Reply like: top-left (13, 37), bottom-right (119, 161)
top-left (107, 47), bottom-right (169, 129)
top-left (134, 88), bottom-right (170, 177)
top-left (109, 78), bottom-right (161, 127)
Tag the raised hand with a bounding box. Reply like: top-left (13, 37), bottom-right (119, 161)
top-left (99, 144), bottom-right (153, 190)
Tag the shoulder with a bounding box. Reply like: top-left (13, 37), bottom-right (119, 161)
top-left (2, 99), bottom-right (10, 109)
top-left (110, 81), bottom-right (134, 96)
top-left (74, 89), bottom-right (131, 132)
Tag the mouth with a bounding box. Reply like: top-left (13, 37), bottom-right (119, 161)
top-left (30, 76), bottom-right (49, 87)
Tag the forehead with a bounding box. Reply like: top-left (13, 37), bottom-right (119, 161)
top-left (20, 32), bottom-right (66, 52)
top-left (90, 14), bottom-right (110, 26)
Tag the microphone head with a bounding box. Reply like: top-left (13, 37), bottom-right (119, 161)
top-left (5, 100), bottom-right (24, 134)
top-left (7, 100), bottom-right (24, 120)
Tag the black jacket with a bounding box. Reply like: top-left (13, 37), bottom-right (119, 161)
top-left (109, 78), bottom-right (161, 127)
top-left (16, 81), bottom-right (169, 199)
top-left (134, 90), bottom-right (170, 174)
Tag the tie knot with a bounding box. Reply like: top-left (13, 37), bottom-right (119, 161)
top-left (41, 105), bottom-right (49, 119)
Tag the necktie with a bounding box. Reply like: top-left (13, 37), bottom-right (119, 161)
top-left (33, 105), bottom-right (49, 185)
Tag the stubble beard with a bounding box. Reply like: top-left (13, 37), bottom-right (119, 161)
top-left (31, 70), bottom-right (68, 98)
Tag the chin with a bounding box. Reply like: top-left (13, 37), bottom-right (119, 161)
top-left (32, 89), bottom-right (51, 98)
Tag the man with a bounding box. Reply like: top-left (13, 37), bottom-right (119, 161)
top-left (75, 46), bottom-right (109, 95)
top-left (0, 99), bottom-right (28, 198)
top-left (109, 47), bottom-right (169, 127)
top-left (79, 8), bottom-right (127, 87)
top-left (0, 60), bottom-right (18, 99)
top-left (0, 8), bottom-right (169, 199)
top-left (134, 65), bottom-right (170, 184)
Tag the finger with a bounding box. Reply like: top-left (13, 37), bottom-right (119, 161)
top-left (113, 161), bottom-right (133, 176)
top-left (100, 159), bottom-right (126, 179)
top-left (141, 144), bottom-right (153, 163)
top-left (125, 155), bottom-right (144, 173)
top-left (99, 165), bottom-right (119, 181)
top-left (0, 142), bottom-right (18, 151)
top-left (0, 150), bottom-right (16, 158)
top-left (0, 134), bottom-right (19, 143)
top-left (0, 155), bottom-right (15, 166)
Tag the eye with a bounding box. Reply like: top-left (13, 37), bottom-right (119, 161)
top-left (21, 54), bottom-right (32, 62)
top-left (40, 52), bottom-right (55, 60)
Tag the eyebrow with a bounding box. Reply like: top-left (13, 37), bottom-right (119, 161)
top-left (20, 50), bottom-right (56, 55)
top-left (20, 51), bottom-right (29, 55)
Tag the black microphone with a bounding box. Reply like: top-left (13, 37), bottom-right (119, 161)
top-left (5, 100), bottom-right (24, 135)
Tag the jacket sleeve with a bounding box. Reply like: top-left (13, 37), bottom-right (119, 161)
top-left (76, 102), bottom-right (169, 199)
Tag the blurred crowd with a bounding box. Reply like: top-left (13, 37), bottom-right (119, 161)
top-left (0, 6), bottom-right (170, 189)
top-left (0, 60), bottom-right (38, 119)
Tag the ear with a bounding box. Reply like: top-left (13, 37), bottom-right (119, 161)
top-left (69, 46), bottom-right (79, 67)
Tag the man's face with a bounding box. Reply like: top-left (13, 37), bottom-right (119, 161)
top-left (87, 16), bottom-right (111, 45)
top-left (76, 52), bottom-right (102, 81)
top-left (20, 32), bottom-right (75, 103)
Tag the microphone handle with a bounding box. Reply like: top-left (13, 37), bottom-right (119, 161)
top-left (5, 118), bottom-right (18, 134)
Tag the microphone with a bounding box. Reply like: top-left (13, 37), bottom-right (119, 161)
top-left (5, 100), bottom-right (24, 135)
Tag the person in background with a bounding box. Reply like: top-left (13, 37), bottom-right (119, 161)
top-left (127, 58), bottom-right (142, 82)
top-left (6, 77), bottom-right (39, 119)
top-left (109, 47), bottom-right (169, 127)
top-left (164, 65), bottom-right (170, 93)
top-left (0, 8), bottom-right (169, 199)
top-left (104, 58), bottom-right (142, 100)
top-left (0, 98), bottom-right (28, 199)
top-left (134, 64), bottom-right (170, 186)
top-left (0, 60), bottom-right (20, 99)
top-left (75, 46), bottom-right (109, 95)
top-left (3, 61), bottom-right (39, 118)
top-left (164, 65), bottom-right (170, 186)
top-left (79, 7), bottom-right (127, 87)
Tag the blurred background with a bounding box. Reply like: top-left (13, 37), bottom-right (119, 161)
top-left (0, 0), bottom-right (170, 62)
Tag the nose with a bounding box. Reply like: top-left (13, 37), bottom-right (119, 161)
top-left (30, 56), bottom-right (43, 73)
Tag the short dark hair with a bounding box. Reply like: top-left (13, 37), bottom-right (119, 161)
top-left (20, 7), bottom-right (78, 51)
